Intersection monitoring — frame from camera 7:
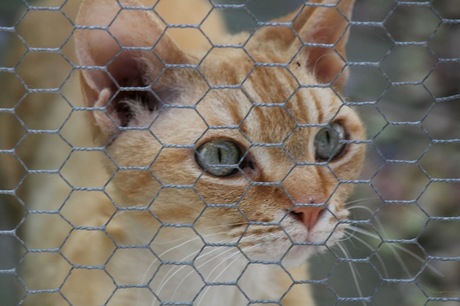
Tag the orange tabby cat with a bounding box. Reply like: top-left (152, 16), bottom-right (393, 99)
top-left (10, 0), bottom-right (365, 305)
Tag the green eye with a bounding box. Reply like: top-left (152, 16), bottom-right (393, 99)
top-left (314, 123), bottom-right (346, 161)
top-left (196, 139), bottom-right (242, 177)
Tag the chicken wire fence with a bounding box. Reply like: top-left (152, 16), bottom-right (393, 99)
top-left (0, 0), bottom-right (460, 305)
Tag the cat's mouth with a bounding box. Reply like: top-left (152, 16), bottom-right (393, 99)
top-left (229, 208), bottom-right (336, 261)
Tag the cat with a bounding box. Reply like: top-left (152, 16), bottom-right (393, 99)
top-left (7, 0), bottom-right (365, 305)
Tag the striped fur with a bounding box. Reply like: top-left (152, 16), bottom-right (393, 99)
top-left (16, 0), bottom-right (365, 305)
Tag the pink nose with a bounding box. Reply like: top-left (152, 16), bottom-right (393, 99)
top-left (290, 206), bottom-right (325, 231)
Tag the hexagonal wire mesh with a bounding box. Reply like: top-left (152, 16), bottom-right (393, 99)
top-left (1, 0), bottom-right (460, 305)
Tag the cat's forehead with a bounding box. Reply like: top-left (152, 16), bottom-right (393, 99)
top-left (202, 50), bottom-right (340, 96)
top-left (198, 54), bottom-right (344, 129)
top-left (189, 50), bottom-right (347, 158)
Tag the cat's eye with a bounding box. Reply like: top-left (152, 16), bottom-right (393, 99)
top-left (314, 123), bottom-right (346, 161)
top-left (196, 139), bottom-right (242, 177)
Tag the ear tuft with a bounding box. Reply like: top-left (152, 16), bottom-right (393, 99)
top-left (75, 0), bottom-right (190, 142)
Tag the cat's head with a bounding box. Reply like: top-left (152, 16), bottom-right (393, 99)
top-left (75, 0), bottom-right (364, 265)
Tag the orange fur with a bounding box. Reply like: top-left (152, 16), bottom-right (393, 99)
top-left (8, 0), bottom-right (365, 305)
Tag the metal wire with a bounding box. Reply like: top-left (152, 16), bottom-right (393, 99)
top-left (0, 0), bottom-right (459, 305)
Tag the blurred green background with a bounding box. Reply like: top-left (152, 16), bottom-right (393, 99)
top-left (1, 0), bottom-right (459, 305)
top-left (0, 2), bottom-right (29, 305)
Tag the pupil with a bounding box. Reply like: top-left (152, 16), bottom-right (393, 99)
top-left (217, 147), bottom-right (223, 164)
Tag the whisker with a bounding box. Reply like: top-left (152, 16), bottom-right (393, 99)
top-left (196, 249), bottom-right (245, 305)
top-left (348, 206), bottom-right (419, 278)
top-left (156, 246), bottom-right (224, 298)
top-left (347, 226), bottom-right (443, 278)
top-left (387, 241), bottom-right (443, 278)
top-left (337, 243), bottom-right (366, 306)
top-left (156, 232), bottom-right (259, 303)
top-left (153, 257), bottom-right (196, 306)
top-left (150, 234), bottom-right (234, 306)
top-left (138, 252), bottom-right (161, 306)
top-left (347, 205), bottom-right (378, 221)
top-left (345, 226), bottom-right (378, 241)
top-left (142, 235), bottom-right (205, 305)
top-left (349, 232), bottom-right (389, 278)
top-left (194, 235), bottom-right (260, 305)
top-left (152, 227), bottom-right (243, 245)
top-left (347, 225), bottom-right (412, 277)
top-left (345, 197), bottom-right (380, 207)
top-left (171, 244), bottom-right (236, 300)
top-left (337, 232), bottom-right (355, 243)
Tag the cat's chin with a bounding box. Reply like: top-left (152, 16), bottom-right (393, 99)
top-left (283, 228), bottom-right (348, 267)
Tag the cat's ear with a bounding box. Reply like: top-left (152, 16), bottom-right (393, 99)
top-left (75, 0), bottom-right (190, 141)
top-left (286, 0), bottom-right (354, 90)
